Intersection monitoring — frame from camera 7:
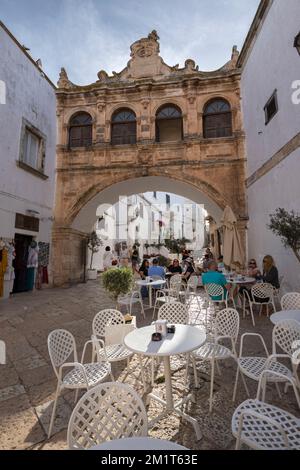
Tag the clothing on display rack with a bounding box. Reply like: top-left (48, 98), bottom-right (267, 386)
top-left (26, 241), bottom-right (39, 291)
top-left (0, 238), bottom-right (15, 298)
top-left (36, 242), bottom-right (50, 289)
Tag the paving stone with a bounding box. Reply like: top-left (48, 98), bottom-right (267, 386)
top-left (14, 354), bottom-right (48, 372)
top-left (18, 365), bottom-right (55, 388)
top-left (0, 393), bottom-right (45, 449)
top-left (0, 384), bottom-right (26, 403)
top-left (0, 365), bottom-right (19, 388)
top-left (35, 396), bottom-right (72, 435)
top-left (27, 379), bottom-right (57, 407)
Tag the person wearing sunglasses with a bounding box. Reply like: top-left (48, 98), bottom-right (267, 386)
top-left (247, 259), bottom-right (261, 279)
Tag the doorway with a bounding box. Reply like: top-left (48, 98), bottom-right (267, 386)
top-left (13, 234), bottom-right (32, 293)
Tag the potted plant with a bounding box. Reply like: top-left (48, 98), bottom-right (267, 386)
top-left (102, 267), bottom-right (133, 306)
top-left (87, 231), bottom-right (102, 280)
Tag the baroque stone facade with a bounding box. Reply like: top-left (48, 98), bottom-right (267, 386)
top-left (53, 31), bottom-right (247, 286)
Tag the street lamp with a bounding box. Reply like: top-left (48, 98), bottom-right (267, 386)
top-left (294, 32), bottom-right (300, 55)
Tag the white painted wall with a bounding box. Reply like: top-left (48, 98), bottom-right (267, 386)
top-left (0, 24), bottom-right (56, 283)
top-left (241, 0), bottom-right (300, 291)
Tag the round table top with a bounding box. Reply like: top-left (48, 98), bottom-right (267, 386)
top-left (124, 324), bottom-right (206, 357)
top-left (270, 310), bottom-right (300, 325)
top-left (136, 279), bottom-right (167, 287)
top-left (225, 276), bottom-right (256, 285)
top-left (90, 437), bottom-right (188, 450)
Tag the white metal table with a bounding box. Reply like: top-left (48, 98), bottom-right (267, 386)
top-left (225, 276), bottom-right (256, 285)
top-left (270, 310), bottom-right (300, 325)
top-left (124, 324), bottom-right (206, 440)
top-left (90, 437), bottom-right (188, 450)
top-left (136, 279), bottom-right (167, 308)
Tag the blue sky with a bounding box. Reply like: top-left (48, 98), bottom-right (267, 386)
top-left (0, 0), bottom-right (260, 86)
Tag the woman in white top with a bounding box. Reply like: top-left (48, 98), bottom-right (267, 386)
top-left (103, 246), bottom-right (114, 271)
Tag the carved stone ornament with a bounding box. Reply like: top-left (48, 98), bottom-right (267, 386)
top-left (97, 102), bottom-right (106, 112)
top-left (97, 70), bottom-right (109, 81)
top-left (57, 68), bottom-right (72, 89)
top-left (141, 99), bottom-right (150, 110)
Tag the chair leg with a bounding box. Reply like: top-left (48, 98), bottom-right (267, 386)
top-left (140, 300), bottom-right (145, 319)
top-left (241, 373), bottom-right (250, 397)
top-left (216, 361), bottom-right (221, 376)
top-left (209, 358), bottom-right (215, 413)
top-left (191, 356), bottom-right (199, 388)
top-left (275, 382), bottom-right (282, 399)
top-left (184, 353), bottom-right (190, 387)
top-left (151, 358), bottom-right (155, 387)
top-left (233, 368), bottom-right (240, 402)
top-left (109, 367), bottom-right (115, 381)
top-left (249, 303), bottom-right (255, 327)
top-left (74, 388), bottom-right (79, 404)
top-left (48, 383), bottom-right (61, 438)
top-left (138, 355), bottom-right (147, 394)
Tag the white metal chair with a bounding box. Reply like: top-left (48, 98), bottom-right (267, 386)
top-left (204, 283), bottom-right (235, 311)
top-left (117, 289), bottom-right (145, 318)
top-left (281, 292), bottom-right (300, 311)
top-left (233, 320), bottom-right (300, 408)
top-left (243, 283), bottom-right (276, 327)
top-left (232, 371), bottom-right (300, 450)
top-left (67, 382), bottom-right (148, 449)
top-left (158, 301), bottom-right (189, 324)
top-left (47, 329), bottom-right (111, 438)
top-left (186, 275), bottom-right (199, 295)
top-left (92, 309), bottom-right (134, 380)
top-left (191, 308), bottom-right (240, 413)
top-left (152, 275), bottom-right (182, 318)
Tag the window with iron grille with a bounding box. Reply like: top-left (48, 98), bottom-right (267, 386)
top-left (156, 104), bottom-right (183, 142)
top-left (111, 108), bottom-right (136, 145)
top-left (69, 112), bottom-right (93, 148)
top-left (264, 90), bottom-right (278, 125)
top-left (203, 99), bottom-right (232, 139)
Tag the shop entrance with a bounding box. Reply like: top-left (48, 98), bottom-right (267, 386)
top-left (13, 234), bottom-right (32, 293)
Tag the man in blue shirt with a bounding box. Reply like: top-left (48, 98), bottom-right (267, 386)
top-left (148, 259), bottom-right (165, 280)
top-left (202, 260), bottom-right (231, 301)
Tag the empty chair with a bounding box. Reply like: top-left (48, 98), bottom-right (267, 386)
top-left (68, 382), bottom-right (148, 449)
top-left (204, 283), bottom-right (236, 311)
top-left (158, 301), bottom-right (189, 324)
top-left (117, 288), bottom-right (145, 318)
top-left (281, 292), bottom-right (300, 311)
top-left (233, 319), bottom-right (300, 408)
top-left (232, 371), bottom-right (300, 450)
top-left (92, 309), bottom-right (134, 379)
top-left (47, 329), bottom-right (111, 438)
top-left (243, 283), bottom-right (276, 326)
top-left (191, 308), bottom-right (240, 413)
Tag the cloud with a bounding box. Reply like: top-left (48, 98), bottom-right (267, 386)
top-left (0, 0), bottom-right (261, 84)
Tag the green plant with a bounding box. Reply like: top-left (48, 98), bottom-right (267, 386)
top-left (87, 231), bottom-right (102, 270)
top-left (268, 208), bottom-right (300, 263)
top-left (102, 267), bottom-right (134, 300)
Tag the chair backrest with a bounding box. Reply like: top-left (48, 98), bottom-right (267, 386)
top-left (281, 292), bottom-right (300, 311)
top-left (158, 302), bottom-right (188, 324)
top-left (215, 309), bottom-right (240, 342)
top-left (273, 319), bottom-right (300, 357)
top-left (67, 382), bottom-right (148, 450)
top-left (151, 275), bottom-right (163, 281)
top-left (170, 274), bottom-right (182, 289)
top-left (48, 329), bottom-right (77, 377)
top-left (251, 283), bottom-right (274, 300)
top-left (187, 275), bottom-right (199, 289)
top-left (205, 283), bottom-right (225, 300)
top-left (93, 309), bottom-right (124, 338)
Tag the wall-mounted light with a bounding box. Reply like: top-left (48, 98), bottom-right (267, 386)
top-left (294, 32), bottom-right (300, 55)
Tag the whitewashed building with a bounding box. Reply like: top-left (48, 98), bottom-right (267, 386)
top-left (0, 21), bottom-right (56, 295)
top-left (239, 0), bottom-right (300, 292)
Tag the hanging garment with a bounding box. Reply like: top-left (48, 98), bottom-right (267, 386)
top-left (0, 249), bottom-right (8, 297)
top-left (38, 242), bottom-right (50, 267)
top-left (42, 266), bottom-right (49, 284)
top-left (35, 266), bottom-right (43, 290)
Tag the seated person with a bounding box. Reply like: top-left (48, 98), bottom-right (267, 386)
top-left (217, 256), bottom-right (225, 272)
top-left (262, 255), bottom-right (280, 289)
top-left (182, 250), bottom-right (189, 262)
top-left (168, 259), bottom-right (183, 275)
top-left (139, 259), bottom-right (149, 279)
top-left (246, 259), bottom-right (261, 279)
top-left (202, 260), bottom-right (231, 301)
top-left (182, 258), bottom-right (195, 282)
top-left (139, 259), bottom-right (150, 298)
top-left (202, 254), bottom-right (211, 272)
top-left (148, 259), bottom-right (165, 289)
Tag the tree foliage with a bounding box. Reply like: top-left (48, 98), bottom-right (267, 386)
top-left (102, 267), bottom-right (134, 300)
top-left (268, 208), bottom-right (300, 263)
top-left (87, 231), bottom-right (102, 269)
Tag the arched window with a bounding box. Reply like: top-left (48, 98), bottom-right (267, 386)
top-left (111, 108), bottom-right (136, 145)
top-left (69, 112), bottom-right (93, 148)
top-left (203, 99), bottom-right (232, 138)
top-left (156, 104), bottom-right (183, 143)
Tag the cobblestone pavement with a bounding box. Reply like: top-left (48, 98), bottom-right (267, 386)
top-left (0, 280), bottom-right (299, 450)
